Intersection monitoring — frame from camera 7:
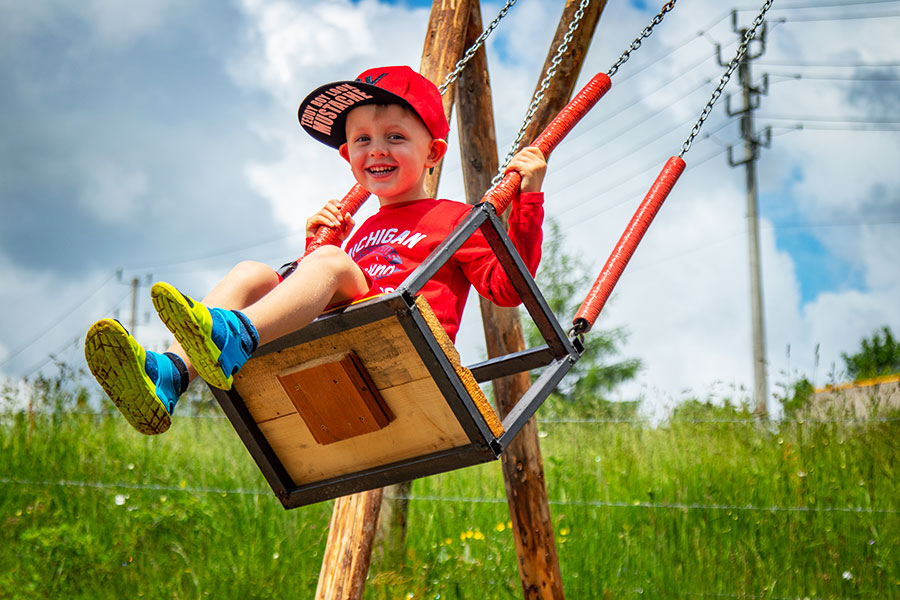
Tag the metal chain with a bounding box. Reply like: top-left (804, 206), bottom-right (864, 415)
top-left (606, 0), bottom-right (678, 78)
top-left (679, 0), bottom-right (774, 157)
top-left (492, 0), bottom-right (592, 186)
top-left (438, 0), bottom-right (518, 95)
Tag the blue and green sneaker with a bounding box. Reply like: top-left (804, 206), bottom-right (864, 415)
top-left (150, 282), bottom-right (258, 390)
top-left (84, 319), bottom-right (187, 435)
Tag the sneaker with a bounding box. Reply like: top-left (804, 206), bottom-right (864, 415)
top-left (150, 282), bottom-right (257, 390)
top-left (84, 319), bottom-right (185, 435)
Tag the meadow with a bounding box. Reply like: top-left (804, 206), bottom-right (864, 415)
top-left (2, 384), bottom-right (899, 599)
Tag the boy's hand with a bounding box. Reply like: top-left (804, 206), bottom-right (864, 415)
top-left (505, 146), bottom-right (547, 194)
top-left (306, 199), bottom-right (355, 242)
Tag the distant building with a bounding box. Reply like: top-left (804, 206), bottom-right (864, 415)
top-left (806, 375), bottom-right (900, 419)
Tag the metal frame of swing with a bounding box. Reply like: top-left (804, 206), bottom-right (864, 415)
top-left (210, 200), bottom-right (583, 509)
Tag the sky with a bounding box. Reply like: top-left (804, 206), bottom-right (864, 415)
top-left (1, 0), bottom-right (898, 419)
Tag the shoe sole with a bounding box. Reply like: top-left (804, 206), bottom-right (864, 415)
top-left (151, 282), bottom-right (233, 390)
top-left (84, 319), bottom-right (171, 435)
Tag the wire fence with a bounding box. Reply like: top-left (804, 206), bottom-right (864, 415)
top-left (4, 404), bottom-right (898, 516)
top-left (3, 476), bottom-right (898, 515)
top-left (28, 408), bottom-right (900, 426)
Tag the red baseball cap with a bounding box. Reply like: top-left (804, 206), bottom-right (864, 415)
top-left (297, 65), bottom-right (449, 149)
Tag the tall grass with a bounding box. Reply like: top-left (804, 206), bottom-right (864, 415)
top-left (2, 389), bottom-right (899, 599)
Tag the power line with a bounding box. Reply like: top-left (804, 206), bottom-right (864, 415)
top-left (125, 229), bottom-right (307, 273)
top-left (387, 494), bottom-right (900, 514)
top-left (770, 219), bottom-right (900, 229)
top-left (0, 274), bottom-right (118, 369)
top-left (556, 146), bottom-right (730, 231)
top-left (757, 59), bottom-right (900, 68)
top-left (760, 113), bottom-right (900, 124)
top-left (612, 13), bottom-right (736, 87)
top-left (755, 0), bottom-right (900, 8)
top-left (775, 72), bottom-right (900, 81)
top-left (781, 122), bottom-right (900, 131)
top-left (23, 336), bottom-right (84, 379)
top-left (30, 409), bottom-right (900, 426)
top-left (779, 9), bottom-right (900, 21)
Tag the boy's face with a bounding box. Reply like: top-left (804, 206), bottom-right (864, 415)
top-left (339, 104), bottom-right (447, 205)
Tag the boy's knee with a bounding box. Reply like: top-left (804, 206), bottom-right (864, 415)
top-left (306, 246), bottom-right (367, 293)
top-left (228, 260), bottom-right (281, 293)
top-left (231, 260), bottom-right (277, 280)
top-left (306, 245), bottom-right (353, 272)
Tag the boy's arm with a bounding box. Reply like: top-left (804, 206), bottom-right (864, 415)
top-left (461, 146), bottom-right (546, 305)
top-left (454, 190), bottom-right (545, 307)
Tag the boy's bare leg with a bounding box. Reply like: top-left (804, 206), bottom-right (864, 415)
top-left (152, 245), bottom-right (369, 389)
top-left (240, 245), bottom-right (369, 345)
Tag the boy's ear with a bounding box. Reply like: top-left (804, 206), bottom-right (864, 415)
top-left (426, 138), bottom-right (449, 167)
top-left (338, 143), bottom-right (351, 163)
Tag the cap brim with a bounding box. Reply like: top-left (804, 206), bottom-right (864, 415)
top-left (297, 80), bottom-right (411, 149)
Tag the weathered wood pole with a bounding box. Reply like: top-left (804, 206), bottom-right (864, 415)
top-left (456, 1), bottom-right (606, 598)
top-left (374, 0), bottom-right (474, 566)
top-left (316, 2), bottom-right (472, 596)
top-left (315, 489), bottom-right (384, 600)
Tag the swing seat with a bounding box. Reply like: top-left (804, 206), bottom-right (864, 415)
top-left (211, 202), bottom-right (583, 509)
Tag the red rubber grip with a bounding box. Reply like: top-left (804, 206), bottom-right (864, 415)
top-left (302, 183), bottom-right (371, 257)
top-left (573, 156), bottom-right (686, 334)
top-left (483, 72), bottom-right (612, 215)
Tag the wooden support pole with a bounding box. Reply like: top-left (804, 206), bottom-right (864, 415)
top-left (422, 0), bottom-right (473, 198)
top-left (457, 2), bottom-right (606, 599)
top-left (315, 488), bottom-right (384, 600)
top-left (316, 1), bottom-right (472, 596)
top-left (374, 0), bottom-right (474, 566)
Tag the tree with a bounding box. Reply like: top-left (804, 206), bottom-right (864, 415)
top-left (842, 326), bottom-right (900, 381)
top-left (523, 220), bottom-right (641, 419)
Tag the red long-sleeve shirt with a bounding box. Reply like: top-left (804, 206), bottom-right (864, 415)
top-left (310, 193), bottom-right (544, 342)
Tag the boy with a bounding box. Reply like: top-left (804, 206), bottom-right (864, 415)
top-left (85, 65), bottom-right (546, 435)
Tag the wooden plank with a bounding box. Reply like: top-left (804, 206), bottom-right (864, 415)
top-left (277, 352), bottom-right (394, 445)
top-left (235, 316), bottom-right (432, 424)
top-left (258, 376), bottom-right (470, 484)
top-left (456, 2), bottom-right (607, 598)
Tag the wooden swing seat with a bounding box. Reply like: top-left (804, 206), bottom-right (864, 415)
top-left (211, 202), bottom-right (583, 509)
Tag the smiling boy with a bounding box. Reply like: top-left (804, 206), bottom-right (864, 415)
top-left (85, 65), bottom-right (546, 435)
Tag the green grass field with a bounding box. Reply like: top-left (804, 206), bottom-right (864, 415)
top-left (2, 394), bottom-right (899, 599)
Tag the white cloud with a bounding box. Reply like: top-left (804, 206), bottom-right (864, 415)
top-left (0, 0), bottom-right (179, 46)
top-left (229, 0), bottom-right (426, 107)
top-left (81, 0), bottom-right (179, 46)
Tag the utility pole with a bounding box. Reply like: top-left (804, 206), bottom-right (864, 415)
top-left (719, 11), bottom-right (772, 415)
top-left (130, 277), bottom-right (139, 334)
top-left (118, 271), bottom-right (153, 338)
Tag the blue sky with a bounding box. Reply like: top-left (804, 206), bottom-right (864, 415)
top-left (1, 0), bottom-right (898, 417)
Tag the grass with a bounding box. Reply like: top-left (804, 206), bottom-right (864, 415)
top-left (2, 394), bottom-right (899, 599)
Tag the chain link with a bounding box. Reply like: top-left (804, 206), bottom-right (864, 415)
top-left (492, 0), bottom-right (592, 186)
top-left (679, 0), bottom-right (774, 157)
top-left (438, 0), bottom-right (518, 95)
top-left (606, 0), bottom-right (678, 78)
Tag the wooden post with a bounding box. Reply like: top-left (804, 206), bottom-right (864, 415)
top-left (421, 0), bottom-right (472, 198)
top-left (315, 489), bottom-right (384, 600)
top-left (456, 1), bottom-right (606, 599)
top-left (317, 1), bottom-right (473, 595)
top-left (375, 0), bottom-right (474, 566)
